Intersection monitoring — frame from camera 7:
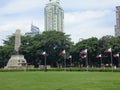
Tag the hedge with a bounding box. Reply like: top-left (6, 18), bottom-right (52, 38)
top-left (0, 67), bottom-right (120, 72)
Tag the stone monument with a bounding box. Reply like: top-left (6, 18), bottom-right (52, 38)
top-left (5, 29), bottom-right (27, 69)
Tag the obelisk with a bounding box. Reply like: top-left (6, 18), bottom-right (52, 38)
top-left (5, 29), bottom-right (27, 69)
top-left (15, 29), bottom-right (21, 54)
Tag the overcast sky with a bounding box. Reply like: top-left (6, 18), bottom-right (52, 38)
top-left (0, 0), bottom-right (120, 45)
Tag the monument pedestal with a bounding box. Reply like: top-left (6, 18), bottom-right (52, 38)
top-left (5, 29), bottom-right (27, 69)
top-left (5, 55), bottom-right (27, 69)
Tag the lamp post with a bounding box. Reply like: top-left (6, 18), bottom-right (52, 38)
top-left (41, 51), bottom-right (47, 72)
top-left (70, 56), bottom-right (72, 67)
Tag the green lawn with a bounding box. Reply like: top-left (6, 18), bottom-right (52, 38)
top-left (0, 71), bottom-right (120, 90)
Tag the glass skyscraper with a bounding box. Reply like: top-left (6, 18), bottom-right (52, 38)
top-left (25, 24), bottom-right (40, 36)
top-left (44, 0), bottom-right (64, 32)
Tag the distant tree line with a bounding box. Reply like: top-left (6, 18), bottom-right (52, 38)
top-left (0, 31), bottom-right (120, 68)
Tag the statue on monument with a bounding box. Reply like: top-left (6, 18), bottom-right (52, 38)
top-left (5, 29), bottom-right (27, 69)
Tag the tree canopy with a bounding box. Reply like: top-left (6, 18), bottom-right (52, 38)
top-left (0, 31), bottom-right (120, 68)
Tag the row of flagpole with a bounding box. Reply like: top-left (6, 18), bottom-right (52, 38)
top-left (80, 48), bottom-right (120, 72)
top-left (41, 50), bottom-right (67, 71)
top-left (41, 48), bottom-right (120, 72)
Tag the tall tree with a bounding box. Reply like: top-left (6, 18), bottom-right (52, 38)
top-left (38, 31), bottom-right (73, 67)
top-left (71, 37), bottom-right (99, 67)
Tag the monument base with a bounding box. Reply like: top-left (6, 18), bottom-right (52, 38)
top-left (5, 55), bottom-right (27, 69)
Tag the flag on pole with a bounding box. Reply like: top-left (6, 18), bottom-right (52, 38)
top-left (80, 49), bottom-right (87, 54)
top-left (59, 50), bottom-right (66, 55)
top-left (104, 48), bottom-right (111, 53)
top-left (81, 55), bottom-right (87, 59)
top-left (104, 48), bottom-right (113, 72)
top-left (96, 54), bottom-right (102, 58)
top-left (113, 54), bottom-right (119, 58)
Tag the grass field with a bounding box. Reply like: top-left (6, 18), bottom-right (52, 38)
top-left (0, 71), bottom-right (120, 90)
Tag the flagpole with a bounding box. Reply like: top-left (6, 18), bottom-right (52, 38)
top-left (86, 53), bottom-right (88, 72)
top-left (118, 54), bottom-right (120, 67)
top-left (100, 56), bottom-right (102, 68)
top-left (44, 54), bottom-right (47, 72)
top-left (70, 57), bottom-right (72, 67)
top-left (64, 52), bottom-right (66, 71)
top-left (111, 49), bottom-right (113, 72)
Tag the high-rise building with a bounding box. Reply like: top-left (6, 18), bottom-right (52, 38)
top-left (44, 0), bottom-right (64, 32)
top-left (115, 6), bottom-right (120, 36)
top-left (25, 24), bottom-right (40, 36)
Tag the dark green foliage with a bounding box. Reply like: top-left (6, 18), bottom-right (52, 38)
top-left (0, 31), bottom-right (73, 68)
top-left (1, 32), bottom-right (120, 68)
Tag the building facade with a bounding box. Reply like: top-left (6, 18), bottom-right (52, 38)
top-left (44, 0), bottom-right (64, 32)
top-left (25, 24), bottom-right (40, 36)
top-left (115, 6), bottom-right (120, 36)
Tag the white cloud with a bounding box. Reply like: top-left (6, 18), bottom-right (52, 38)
top-left (0, 0), bottom-right (119, 45)
top-left (61, 0), bottom-right (120, 10)
top-left (0, 18), bottom-right (44, 45)
top-left (0, 0), bottom-right (46, 15)
top-left (0, 0), bottom-right (45, 45)
top-left (64, 10), bottom-right (112, 26)
top-left (64, 10), bottom-right (115, 43)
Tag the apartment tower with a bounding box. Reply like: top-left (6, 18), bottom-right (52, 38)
top-left (44, 0), bottom-right (64, 32)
